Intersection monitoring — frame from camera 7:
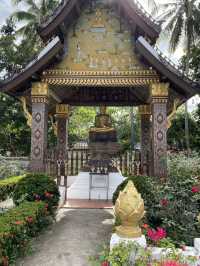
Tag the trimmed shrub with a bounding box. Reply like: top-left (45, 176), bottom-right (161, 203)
top-left (13, 173), bottom-right (60, 216)
top-left (0, 201), bottom-right (51, 265)
top-left (0, 175), bottom-right (25, 201)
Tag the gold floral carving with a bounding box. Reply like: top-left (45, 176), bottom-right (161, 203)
top-left (20, 96), bottom-right (32, 128)
top-left (115, 181), bottom-right (145, 238)
top-left (138, 105), bottom-right (151, 115)
top-left (151, 83), bottom-right (169, 98)
top-left (31, 82), bottom-right (49, 97)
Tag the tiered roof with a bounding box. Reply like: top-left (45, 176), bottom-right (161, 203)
top-left (0, 0), bottom-right (199, 103)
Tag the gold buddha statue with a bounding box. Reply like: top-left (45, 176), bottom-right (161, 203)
top-left (87, 106), bottom-right (121, 169)
top-left (90, 106), bottom-right (115, 133)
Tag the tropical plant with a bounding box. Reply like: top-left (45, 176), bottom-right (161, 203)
top-left (154, 0), bottom-right (200, 154)
top-left (11, 0), bottom-right (59, 43)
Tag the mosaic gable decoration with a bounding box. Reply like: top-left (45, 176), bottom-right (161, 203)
top-left (57, 0), bottom-right (146, 72)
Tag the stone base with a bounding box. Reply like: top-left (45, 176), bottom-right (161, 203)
top-left (110, 233), bottom-right (147, 250)
top-left (67, 172), bottom-right (124, 200)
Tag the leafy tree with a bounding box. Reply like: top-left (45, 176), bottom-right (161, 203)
top-left (151, 0), bottom-right (200, 154)
top-left (11, 0), bottom-right (59, 43)
top-left (167, 106), bottom-right (200, 151)
top-left (69, 107), bottom-right (96, 144)
top-left (0, 93), bottom-right (30, 156)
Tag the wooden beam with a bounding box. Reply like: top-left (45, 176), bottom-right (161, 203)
top-left (49, 89), bottom-right (62, 103)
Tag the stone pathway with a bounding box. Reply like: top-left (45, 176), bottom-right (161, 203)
top-left (17, 208), bottom-right (114, 266)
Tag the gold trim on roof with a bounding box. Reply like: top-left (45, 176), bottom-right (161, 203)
top-left (42, 70), bottom-right (160, 87)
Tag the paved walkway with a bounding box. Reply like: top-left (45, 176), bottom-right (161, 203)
top-left (17, 208), bottom-right (114, 266)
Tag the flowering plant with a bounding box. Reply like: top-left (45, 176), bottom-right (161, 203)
top-left (147, 228), bottom-right (167, 243)
top-left (13, 173), bottom-right (60, 216)
top-left (160, 260), bottom-right (188, 266)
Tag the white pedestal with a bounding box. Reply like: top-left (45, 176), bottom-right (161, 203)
top-left (110, 233), bottom-right (147, 250)
top-left (67, 172), bottom-right (124, 200)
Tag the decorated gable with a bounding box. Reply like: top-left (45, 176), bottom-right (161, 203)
top-left (57, 0), bottom-right (146, 72)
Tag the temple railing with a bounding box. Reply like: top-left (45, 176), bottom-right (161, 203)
top-left (44, 148), bottom-right (136, 177)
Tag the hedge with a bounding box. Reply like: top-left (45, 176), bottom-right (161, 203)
top-left (0, 175), bottom-right (25, 202)
top-left (0, 201), bottom-right (51, 265)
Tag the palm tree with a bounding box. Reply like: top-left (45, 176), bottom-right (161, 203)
top-left (149, 0), bottom-right (200, 155)
top-left (11, 0), bottom-right (59, 42)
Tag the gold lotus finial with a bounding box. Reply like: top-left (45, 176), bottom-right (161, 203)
top-left (114, 181), bottom-right (145, 238)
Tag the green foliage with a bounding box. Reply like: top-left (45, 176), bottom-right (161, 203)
top-left (11, 0), bottom-right (59, 44)
top-left (0, 156), bottom-right (27, 180)
top-left (167, 109), bottom-right (199, 151)
top-left (113, 153), bottom-right (200, 246)
top-left (89, 241), bottom-right (196, 266)
top-left (108, 107), bottom-right (140, 151)
top-left (109, 242), bottom-right (139, 266)
top-left (168, 152), bottom-right (200, 179)
top-left (69, 107), bottom-right (96, 143)
top-left (0, 93), bottom-right (30, 156)
top-left (0, 175), bottom-right (25, 202)
top-left (0, 201), bottom-right (51, 265)
top-left (13, 173), bottom-right (60, 216)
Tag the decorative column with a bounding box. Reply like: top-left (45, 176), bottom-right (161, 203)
top-left (30, 82), bottom-right (49, 172)
top-left (55, 104), bottom-right (69, 184)
top-left (151, 83), bottom-right (169, 179)
top-left (139, 105), bottom-right (151, 176)
top-left (55, 104), bottom-right (69, 158)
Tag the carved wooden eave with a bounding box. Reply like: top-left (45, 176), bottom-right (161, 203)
top-left (38, 0), bottom-right (161, 43)
top-left (136, 37), bottom-right (200, 99)
top-left (0, 37), bottom-right (64, 96)
top-left (42, 70), bottom-right (160, 87)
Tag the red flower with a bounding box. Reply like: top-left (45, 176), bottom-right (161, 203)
top-left (161, 260), bottom-right (188, 266)
top-left (45, 192), bottom-right (53, 198)
top-left (15, 220), bottom-right (23, 225)
top-left (191, 186), bottom-right (200, 193)
top-left (101, 261), bottom-right (109, 266)
top-left (45, 203), bottom-right (49, 209)
top-left (160, 199), bottom-right (168, 207)
top-left (147, 227), bottom-right (166, 242)
top-left (26, 216), bottom-right (33, 223)
top-left (142, 224), bottom-right (149, 229)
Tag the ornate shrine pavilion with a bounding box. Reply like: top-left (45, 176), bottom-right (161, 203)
top-left (0, 0), bottom-right (200, 179)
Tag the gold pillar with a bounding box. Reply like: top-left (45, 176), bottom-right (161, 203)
top-left (138, 105), bottom-right (151, 176)
top-left (30, 82), bottom-right (49, 172)
top-left (151, 83), bottom-right (169, 179)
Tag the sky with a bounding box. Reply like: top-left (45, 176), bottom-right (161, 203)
top-left (0, 0), bottom-right (199, 110)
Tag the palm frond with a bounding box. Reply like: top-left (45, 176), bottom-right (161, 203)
top-left (11, 11), bottom-right (36, 22)
top-left (26, 0), bottom-right (40, 13)
top-left (169, 14), bottom-right (184, 52)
